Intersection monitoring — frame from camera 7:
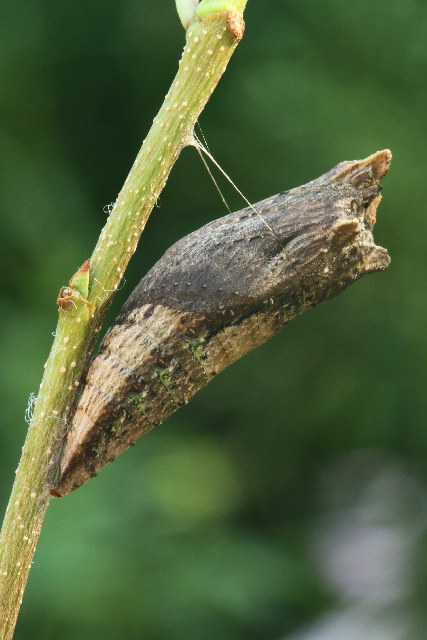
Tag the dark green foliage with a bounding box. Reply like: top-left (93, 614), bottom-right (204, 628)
top-left (1, 1), bottom-right (426, 638)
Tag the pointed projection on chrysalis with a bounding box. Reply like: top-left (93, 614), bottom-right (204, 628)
top-left (52, 150), bottom-right (391, 496)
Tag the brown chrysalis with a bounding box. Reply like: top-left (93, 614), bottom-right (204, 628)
top-left (52, 150), bottom-right (391, 496)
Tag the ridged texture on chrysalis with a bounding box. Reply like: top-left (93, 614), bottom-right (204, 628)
top-left (53, 150), bottom-right (391, 496)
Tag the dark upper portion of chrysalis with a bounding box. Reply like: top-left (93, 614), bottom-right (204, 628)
top-left (119, 150), bottom-right (391, 320)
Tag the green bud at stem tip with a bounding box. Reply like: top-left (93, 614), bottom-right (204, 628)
top-left (176, 0), bottom-right (247, 29)
top-left (197, 0), bottom-right (247, 19)
top-left (175, 0), bottom-right (200, 29)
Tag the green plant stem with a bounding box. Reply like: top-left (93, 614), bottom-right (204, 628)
top-left (0, 5), bottom-right (246, 637)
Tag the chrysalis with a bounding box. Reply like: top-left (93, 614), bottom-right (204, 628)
top-left (52, 150), bottom-right (391, 496)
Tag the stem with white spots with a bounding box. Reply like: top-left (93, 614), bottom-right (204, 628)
top-left (0, 4), bottom-right (247, 637)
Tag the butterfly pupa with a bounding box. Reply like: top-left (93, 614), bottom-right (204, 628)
top-left (52, 150), bottom-right (391, 496)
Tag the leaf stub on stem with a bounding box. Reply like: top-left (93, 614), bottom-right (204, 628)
top-left (226, 11), bottom-right (245, 40)
top-left (52, 150), bottom-right (391, 497)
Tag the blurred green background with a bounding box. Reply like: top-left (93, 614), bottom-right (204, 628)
top-left (1, 1), bottom-right (427, 639)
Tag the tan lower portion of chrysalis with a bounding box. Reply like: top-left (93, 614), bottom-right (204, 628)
top-left (54, 302), bottom-right (290, 496)
top-left (52, 150), bottom-right (391, 496)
